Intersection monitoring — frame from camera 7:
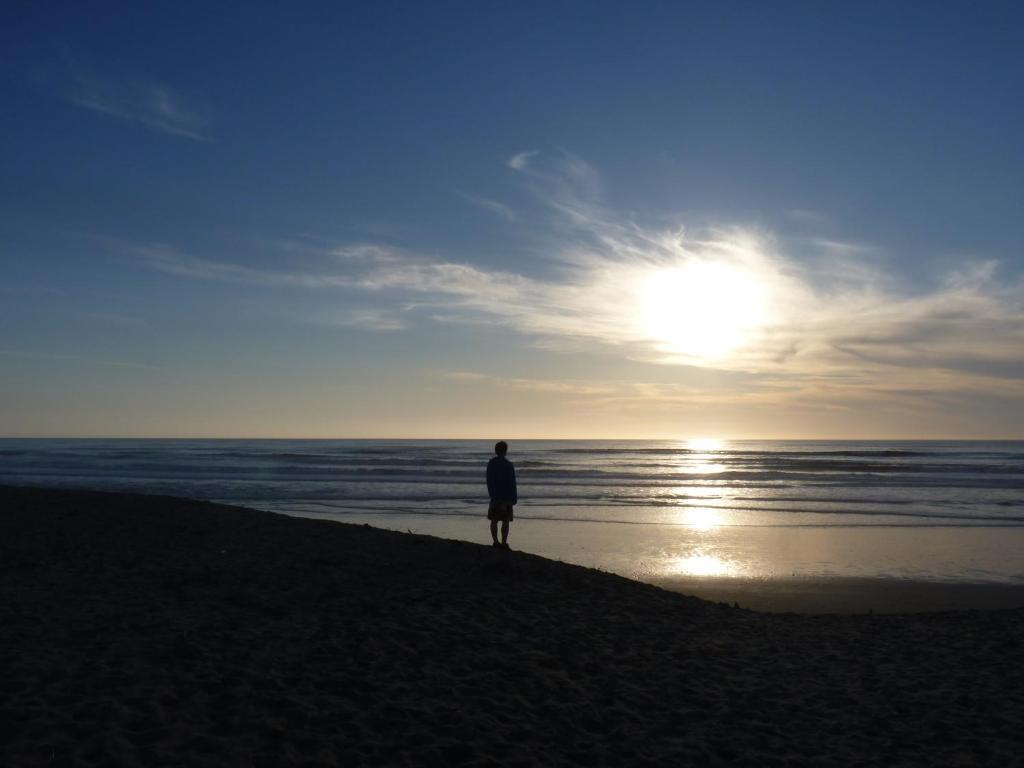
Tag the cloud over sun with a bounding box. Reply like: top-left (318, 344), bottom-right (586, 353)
top-left (124, 152), bottom-right (1024, 405)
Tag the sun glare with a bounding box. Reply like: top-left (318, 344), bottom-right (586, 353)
top-left (640, 261), bottom-right (767, 359)
top-left (687, 437), bottom-right (725, 452)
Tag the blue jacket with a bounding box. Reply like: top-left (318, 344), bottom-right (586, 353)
top-left (486, 455), bottom-right (517, 504)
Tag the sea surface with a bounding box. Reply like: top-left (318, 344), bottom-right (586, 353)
top-left (3, 438), bottom-right (1023, 584)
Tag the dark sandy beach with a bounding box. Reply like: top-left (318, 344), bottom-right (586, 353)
top-left (3, 485), bottom-right (1023, 767)
top-left (652, 575), bottom-right (1024, 614)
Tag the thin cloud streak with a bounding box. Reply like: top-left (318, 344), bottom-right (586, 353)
top-left (786, 208), bottom-right (829, 224)
top-left (446, 368), bottom-right (1024, 416)
top-left (445, 371), bottom-right (619, 396)
top-left (65, 67), bottom-right (211, 141)
top-left (456, 191), bottom-right (517, 221)
top-left (130, 242), bottom-right (357, 288)
top-left (311, 308), bottom-right (407, 331)
top-left (0, 349), bottom-right (161, 371)
top-left (507, 150), bottom-right (538, 171)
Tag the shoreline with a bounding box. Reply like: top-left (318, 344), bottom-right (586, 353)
top-left (273, 507), bottom-right (1024, 609)
top-left (268, 506), bottom-right (1024, 614)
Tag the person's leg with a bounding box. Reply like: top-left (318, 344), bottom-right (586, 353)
top-left (490, 519), bottom-right (499, 544)
top-left (500, 520), bottom-right (510, 545)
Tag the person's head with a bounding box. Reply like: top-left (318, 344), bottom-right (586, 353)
top-left (494, 440), bottom-right (508, 456)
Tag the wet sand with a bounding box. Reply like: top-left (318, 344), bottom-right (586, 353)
top-left (3, 485), bottom-right (1023, 767)
top-left (653, 575), bottom-right (1024, 614)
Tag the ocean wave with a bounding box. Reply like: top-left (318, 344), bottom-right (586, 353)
top-left (4, 439), bottom-right (1023, 527)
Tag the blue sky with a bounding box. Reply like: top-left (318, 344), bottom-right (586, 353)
top-left (2, 1), bottom-right (1022, 437)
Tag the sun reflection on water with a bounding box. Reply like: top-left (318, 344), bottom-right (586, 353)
top-left (673, 438), bottom-right (727, 475)
top-left (681, 461), bottom-right (727, 475)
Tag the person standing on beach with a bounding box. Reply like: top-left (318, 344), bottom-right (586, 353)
top-left (486, 441), bottom-right (517, 549)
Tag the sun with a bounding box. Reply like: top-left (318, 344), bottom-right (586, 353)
top-left (640, 261), bottom-right (767, 359)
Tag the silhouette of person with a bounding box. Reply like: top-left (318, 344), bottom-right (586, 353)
top-left (486, 440), bottom-right (517, 549)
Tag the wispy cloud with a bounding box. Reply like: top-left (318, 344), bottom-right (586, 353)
top-left (456, 191), bottom-right (517, 221)
top-left (0, 283), bottom-right (68, 297)
top-left (119, 152), bottom-right (1024, 402)
top-left (311, 308), bottom-right (407, 331)
top-left (126, 242), bottom-right (356, 288)
top-left (65, 66), bottom-right (210, 141)
top-left (507, 150), bottom-right (538, 171)
top-left (785, 208), bottom-right (829, 225)
top-left (330, 244), bottom-right (404, 263)
top-left (0, 349), bottom-right (161, 371)
top-left (444, 371), bottom-right (619, 396)
top-left (83, 312), bottom-right (148, 328)
top-left (441, 370), bottom-right (852, 413)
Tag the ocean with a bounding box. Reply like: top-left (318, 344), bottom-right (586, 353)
top-left (3, 438), bottom-right (1023, 584)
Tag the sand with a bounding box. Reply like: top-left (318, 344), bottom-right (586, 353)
top-left (653, 575), bottom-right (1024, 614)
top-left (2, 485), bottom-right (1023, 767)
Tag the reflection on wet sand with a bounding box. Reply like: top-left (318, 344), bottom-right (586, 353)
top-left (679, 506), bottom-right (725, 530)
top-left (669, 553), bottom-right (736, 577)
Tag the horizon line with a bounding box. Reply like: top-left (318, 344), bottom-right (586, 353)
top-left (1, 435), bottom-right (1021, 442)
